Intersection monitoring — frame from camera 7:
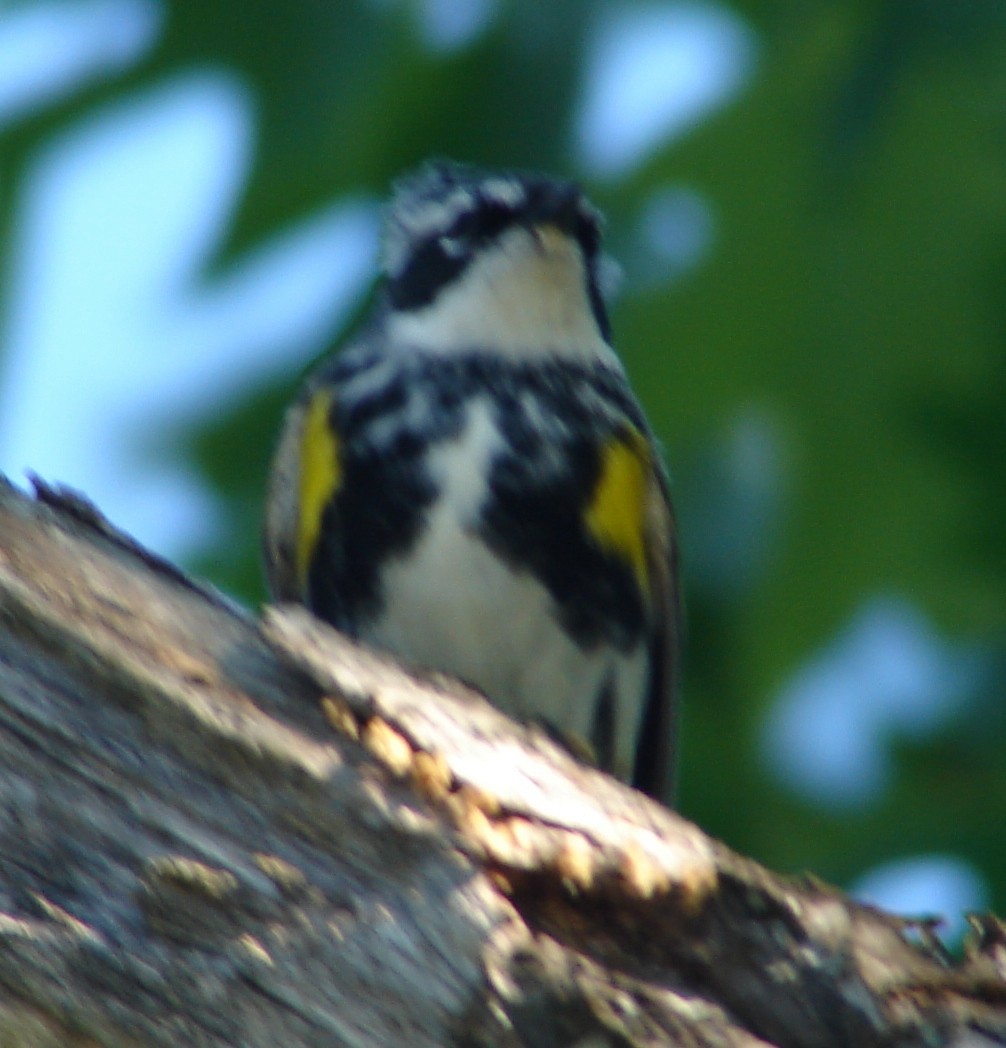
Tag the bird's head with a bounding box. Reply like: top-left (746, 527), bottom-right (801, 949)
top-left (381, 160), bottom-right (618, 361)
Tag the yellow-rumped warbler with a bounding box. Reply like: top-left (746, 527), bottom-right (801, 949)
top-left (264, 160), bottom-right (680, 800)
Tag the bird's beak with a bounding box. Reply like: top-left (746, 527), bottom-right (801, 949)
top-left (530, 223), bottom-right (570, 255)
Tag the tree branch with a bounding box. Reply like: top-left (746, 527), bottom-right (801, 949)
top-left (0, 476), bottom-right (1002, 1047)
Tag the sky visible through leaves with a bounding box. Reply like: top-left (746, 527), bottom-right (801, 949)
top-left (1, 0), bottom-right (1004, 940)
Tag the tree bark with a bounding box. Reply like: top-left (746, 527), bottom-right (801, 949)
top-left (0, 475), bottom-right (1002, 1047)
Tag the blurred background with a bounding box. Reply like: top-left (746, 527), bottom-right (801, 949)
top-left (1, 0), bottom-right (1004, 938)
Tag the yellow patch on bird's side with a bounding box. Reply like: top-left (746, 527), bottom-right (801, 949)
top-left (295, 389), bottom-right (341, 592)
top-left (585, 429), bottom-right (651, 595)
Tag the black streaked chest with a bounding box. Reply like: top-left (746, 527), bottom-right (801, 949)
top-left (311, 346), bottom-right (649, 647)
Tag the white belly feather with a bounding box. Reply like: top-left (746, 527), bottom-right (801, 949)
top-left (368, 398), bottom-right (648, 777)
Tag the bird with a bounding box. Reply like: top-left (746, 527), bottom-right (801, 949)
top-left (263, 160), bottom-right (680, 801)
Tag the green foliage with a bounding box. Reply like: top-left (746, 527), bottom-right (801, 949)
top-left (2, 0), bottom-right (1004, 923)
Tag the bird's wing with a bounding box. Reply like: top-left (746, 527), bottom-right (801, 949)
top-left (631, 467), bottom-right (682, 804)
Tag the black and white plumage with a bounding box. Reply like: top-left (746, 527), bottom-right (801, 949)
top-left (264, 160), bottom-right (680, 800)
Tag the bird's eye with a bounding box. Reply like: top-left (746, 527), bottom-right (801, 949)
top-left (474, 202), bottom-right (511, 240)
top-left (444, 202), bottom-right (512, 250)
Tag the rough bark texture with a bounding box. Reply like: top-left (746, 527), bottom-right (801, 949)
top-left (0, 475), bottom-right (1003, 1047)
